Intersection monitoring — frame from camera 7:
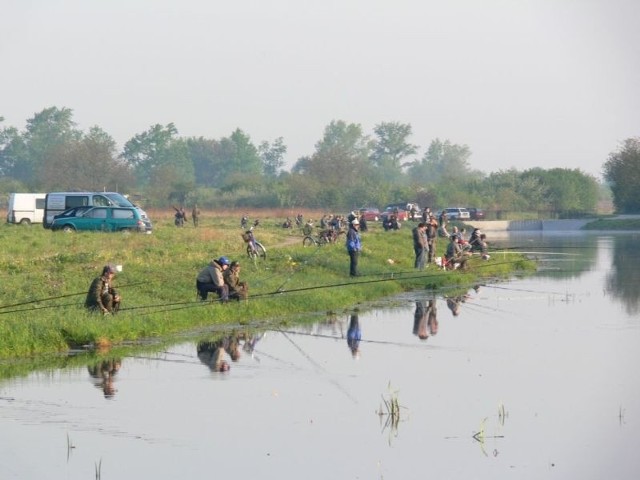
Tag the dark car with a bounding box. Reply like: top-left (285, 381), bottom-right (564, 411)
top-left (51, 206), bottom-right (153, 233)
top-left (466, 208), bottom-right (485, 220)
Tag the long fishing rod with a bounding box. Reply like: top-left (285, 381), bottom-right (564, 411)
top-left (0, 258), bottom-right (535, 317)
top-left (0, 281), bottom-right (146, 310)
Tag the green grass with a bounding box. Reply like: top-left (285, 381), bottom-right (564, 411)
top-left (582, 218), bottom-right (640, 230)
top-left (0, 214), bottom-right (534, 359)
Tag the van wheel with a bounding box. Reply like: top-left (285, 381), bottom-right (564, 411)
top-left (62, 225), bottom-right (75, 233)
top-left (19, 219), bottom-right (31, 226)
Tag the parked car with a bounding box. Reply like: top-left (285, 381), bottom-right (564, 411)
top-left (359, 207), bottom-right (381, 222)
top-left (439, 207), bottom-right (471, 221)
top-left (51, 206), bottom-right (153, 233)
top-left (380, 202), bottom-right (421, 223)
top-left (43, 191), bottom-right (149, 229)
top-left (381, 205), bottom-right (409, 223)
top-left (466, 208), bottom-right (485, 220)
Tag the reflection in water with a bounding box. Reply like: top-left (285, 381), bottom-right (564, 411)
top-left (197, 338), bottom-right (232, 372)
top-left (494, 232), bottom-right (599, 279)
top-left (413, 300), bottom-right (438, 339)
top-left (87, 358), bottom-right (122, 398)
top-left (607, 234), bottom-right (640, 315)
top-left (197, 331), bottom-right (266, 372)
top-left (347, 313), bottom-right (361, 358)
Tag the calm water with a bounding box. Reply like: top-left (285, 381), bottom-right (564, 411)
top-left (1, 232), bottom-right (639, 480)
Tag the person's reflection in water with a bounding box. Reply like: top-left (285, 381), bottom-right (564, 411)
top-left (243, 331), bottom-right (265, 356)
top-left (446, 290), bottom-right (473, 317)
top-left (427, 299), bottom-right (438, 336)
top-left (413, 301), bottom-right (429, 340)
top-left (88, 358), bottom-right (122, 399)
top-left (346, 312), bottom-right (362, 358)
top-left (197, 339), bottom-right (231, 372)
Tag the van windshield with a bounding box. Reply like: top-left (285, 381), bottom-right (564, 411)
top-left (103, 193), bottom-right (134, 207)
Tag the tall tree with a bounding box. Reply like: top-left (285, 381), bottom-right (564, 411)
top-left (38, 126), bottom-right (134, 192)
top-left (0, 118), bottom-right (24, 178)
top-left (122, 123), bottom-right (193, 186)
top-left (407, 138), bottom-right (473, 184)
top-left (604, 138), bottom-right (640, 213)
top-left (259, 137), bottom-right (287, 178)
top-left (370, 121), bottom-right (417, 180)
top-left (1, 107), bottom-right (81, 186)
top-left (291, 120), bottom-right (372, 208)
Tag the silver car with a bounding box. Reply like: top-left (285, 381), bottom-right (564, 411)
top-left (443, 207), bottom-right (471, 220)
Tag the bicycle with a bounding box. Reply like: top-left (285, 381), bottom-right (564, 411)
top-left (242, 227), bottom-right (266, 260)
top-left (302, 229), bottom-right (344, 247)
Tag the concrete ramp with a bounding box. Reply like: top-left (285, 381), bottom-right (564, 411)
top-left (466, 219), bottom-right (590, 231)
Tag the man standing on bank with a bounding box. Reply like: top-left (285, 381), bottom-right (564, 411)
top-left (412, 222), bottom-right (428, 270)
top-left (346, 218), bottom-right (362, 277)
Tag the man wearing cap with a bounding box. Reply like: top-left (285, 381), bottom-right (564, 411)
top-left (85, 264), bottom-right (121, 314)
top-left (346, 218), bottom-right (362, 277)
top-left (196, 257), bottom-right (230, 302)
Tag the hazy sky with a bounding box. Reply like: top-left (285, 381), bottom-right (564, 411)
top-left (2, 0), bottom-right (639, 179)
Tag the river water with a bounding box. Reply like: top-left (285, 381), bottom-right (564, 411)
top-left (1, 232), bottom-right (639, 480)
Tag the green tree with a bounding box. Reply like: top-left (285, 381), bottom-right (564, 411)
top-left (259, 137), bottom-right (287, 178)
top-left (122, 123), bottom-right (193, 187)
top-left (291, 120), bottom-right (372, 208)
top-left (407, 138), bottom-right (474, 185)
top-left (0, 119), bottom-right (24, 178)
top-left (38, 126), bottom-right (134, 192)
top-left (370, 122), bottom-right (417, 182)
top-left (604, 138), bottom-right (640, 213)
top-left (525, 168), bottom-right (598, 214)
top-left (1, 107), bottom-right (81, 187)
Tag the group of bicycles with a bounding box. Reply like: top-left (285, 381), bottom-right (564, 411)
top-left (239, 213), bottom-right (347, 262)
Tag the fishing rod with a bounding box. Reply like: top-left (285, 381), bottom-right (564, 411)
top-left (0, 281), bottom-right (147, 310)
top-left (0, 258), bottom-right (534, 317)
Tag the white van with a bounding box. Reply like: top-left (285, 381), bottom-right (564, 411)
top-left (6, 193), bottom-right (47, 225)
top-left (43, 192), bottom-right (148, 229)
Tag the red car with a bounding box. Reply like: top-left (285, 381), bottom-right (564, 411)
top-left (359, 207), bottom-right (381, 222)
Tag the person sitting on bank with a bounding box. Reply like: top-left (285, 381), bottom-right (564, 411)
top-left (196, 256), bottom-right (230, 302)
top-left (445, 235), bottom-right (471, 270)
top-left (224, 261), bottom-right (248, 301)
top-left (85, 264), bottom-right (121, 314)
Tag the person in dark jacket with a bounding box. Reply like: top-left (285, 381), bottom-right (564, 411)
top-left (346, 218), bottom-right (362, 277)
top-left (85, 264), bottom-right (121, 314)
top-left (412, 222), bottom-right (428, 270)
top-left (224, 261), bottom-right (248, 301)
top-left (196, 256), bottom-right (230, 302)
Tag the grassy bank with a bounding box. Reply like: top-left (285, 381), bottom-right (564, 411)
top-left (0, 211), bottom-right (534, 359)
top-left (583, 218), bottom-right (640, 230)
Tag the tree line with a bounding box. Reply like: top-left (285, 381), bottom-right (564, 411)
top-left (1, 106), bottom-right (634, 213)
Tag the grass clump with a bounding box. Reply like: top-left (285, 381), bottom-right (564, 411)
top-left (0, 211), bottom-right (534, 359)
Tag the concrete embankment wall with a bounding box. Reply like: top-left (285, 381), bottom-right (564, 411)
top-left (466, 219), bottom-right (591, 232)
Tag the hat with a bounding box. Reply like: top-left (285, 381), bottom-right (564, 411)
top-left (218, 256), bottom-right (230, 266)
top-left (102, 264), bottom-right (116, 275)
top-left (230, 261), bottom-right (240, 268)
top-left (351, 219), bottom-right (360, 225)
